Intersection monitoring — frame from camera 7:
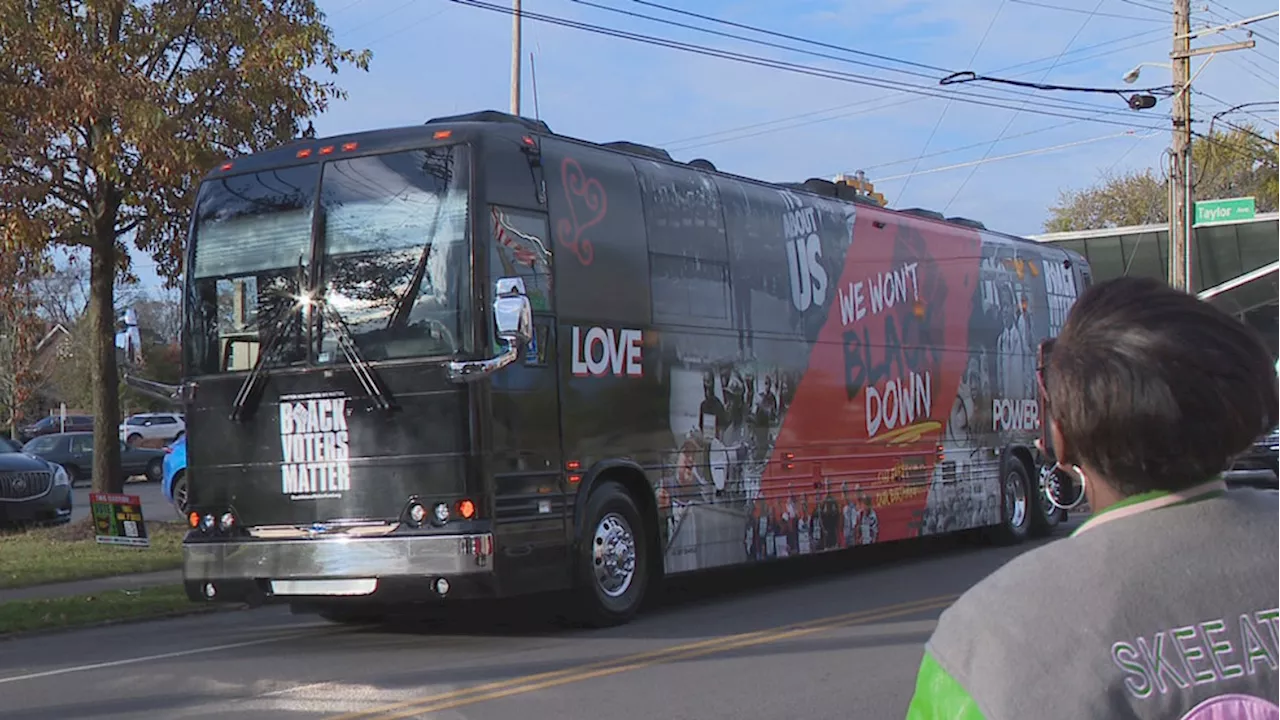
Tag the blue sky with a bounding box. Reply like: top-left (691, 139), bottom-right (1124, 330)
top-left (125, 0), bottom-right (1279, 291)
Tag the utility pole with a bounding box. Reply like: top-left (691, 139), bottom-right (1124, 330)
top-left (510, 0), bottom-right (522, 116)
top-left (1169, 0), bottom-right (1192, 292)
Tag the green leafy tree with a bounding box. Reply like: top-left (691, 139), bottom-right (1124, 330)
top-left (1046, 124), bottom-right (1279, 232)
top-left (0, 1), bottom-right (370, 493)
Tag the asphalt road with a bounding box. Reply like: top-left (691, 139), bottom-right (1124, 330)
top-left (0, 519), bottom-right (1080, 720)
top-left (71, 479), bottom-right (176, 524)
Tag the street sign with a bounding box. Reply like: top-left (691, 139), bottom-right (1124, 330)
top-left (1194, 197), bottom-right (1256, 225)
top-left (89, 492), bottom-right (150, 547)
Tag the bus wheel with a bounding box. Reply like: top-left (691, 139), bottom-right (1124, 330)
top-left (575, 481), bottom-right (649, 628)
top-left (994, 457), bottom-right (1033, 545)
top-left (1029, 461), bottom-right (1062, 538)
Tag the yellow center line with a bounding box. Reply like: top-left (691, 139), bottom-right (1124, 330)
top-left (326, 593), bottom-right (957, 720)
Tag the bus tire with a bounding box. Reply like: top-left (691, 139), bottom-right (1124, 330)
top-left (573, 481), bottom-right (649, 628)
top-left (1029, 460), bottom-right (1062, 538)
top-left (994, 456), bottom-right (1033, 545)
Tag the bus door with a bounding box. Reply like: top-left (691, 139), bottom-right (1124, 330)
top-left (486, 205), bottom-right (568, 593)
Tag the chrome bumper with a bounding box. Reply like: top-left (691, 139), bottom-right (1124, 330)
top-left (182, 534), bottom-right (495, 581)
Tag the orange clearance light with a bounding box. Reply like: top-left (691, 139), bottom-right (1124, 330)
top-left (341, 141), bottom-right (358, 152)
top-left (296, 148), bottom-right (312, 158)
top-left (457, 499), bottom-right (476, 520)
top-left (188, 512), bottom-right (200, 528)
top-left (319, 145), bottom-right (335, 155)
top-left (433, 129), bottom-right (453, 140)
top-left (521, 135), bottom-right (535, 146)
top-left (219, 162), bottom-right (233, 171)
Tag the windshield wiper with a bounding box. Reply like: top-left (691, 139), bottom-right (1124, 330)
top-left (229, 257), bottom-right (309, 423)
top-left (316, 297), bottom-right (396, 412)
top-left (228, 296), bottom-right (303, 423)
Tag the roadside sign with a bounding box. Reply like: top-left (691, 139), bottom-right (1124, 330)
top-left (89, 492), bottom-right (150, 547)
top-left (1194, 197), bottom-right (1256, 225)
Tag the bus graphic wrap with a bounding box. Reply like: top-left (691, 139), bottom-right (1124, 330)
top-left (540, 139), bottom-right (1081, 576)
top-left (175, 113), bottom-right (1087, 624)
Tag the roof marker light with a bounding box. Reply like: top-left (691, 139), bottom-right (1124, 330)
top-left (319, 145), bottom-right (334, 155)
top-left (296, 148), bottom-right (312, 158)
top-left (219, 162), bottom-right (233, 171)
top-left (341, 142), bottom-right (358, 151)
top-left (433, 130), bottom-right (452, 140)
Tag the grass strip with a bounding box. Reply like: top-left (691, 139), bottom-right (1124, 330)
top-left (0, 585), bottom-right (204, 636)
top-left (0, 520), bottom-right (185, 589)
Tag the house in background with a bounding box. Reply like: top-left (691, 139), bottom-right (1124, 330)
top-left (29, 322), bottom-right (89, 418)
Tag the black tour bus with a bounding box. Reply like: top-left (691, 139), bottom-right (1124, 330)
top-left (159, 110), bottom-right (1091, 627)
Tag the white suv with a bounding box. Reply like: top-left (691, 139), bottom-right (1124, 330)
top-left (119, 413), bottom-right (186, 447)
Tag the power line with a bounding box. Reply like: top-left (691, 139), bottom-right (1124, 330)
top-left (897, 0), bottom-right (1009, 203)
top-left (941, 0), bottom-right (1110, 213)
top-left (665, 96), bottom-right (924, 153)
top-left (566, 0), bottom-right (1142, 116)
top-left (660, 28), bottom-right (1169, 151)
top-left (444, 0), bottom-right (1170, 132)
top-left (1010, 0), bottom-right (1166, 23)
top-left (567, 0), bottom-right (948, 81)
top-left (623, 0), bottom-right (949, 74)
top-left (1113, 0), bottom-right (1172, 15)
top-left (847, 117), bottom-right (1094, 175)
top-left (875, 130), bottom-right (1153, 182)
top-left (1195, 89), bottom-right (1279, 128)
top-left (1198, 89), bottom-right (1280, 130)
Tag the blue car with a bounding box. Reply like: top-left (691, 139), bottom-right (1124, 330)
top-left (162, 434), bottom-right (188, 515)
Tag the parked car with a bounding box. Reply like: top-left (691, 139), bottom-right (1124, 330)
top-left (119, 412), bottom-right (186, 447)
top-left (18, 414), bottom-right (93, 443)
top-left (0, 434), bottom-right (72, 527)
top-left (22, 432), bottom-right (166, 486)
top-left (1224, 426), bottom-right (1279, 489)
top-left (162, 434), bottom-right (189, 515)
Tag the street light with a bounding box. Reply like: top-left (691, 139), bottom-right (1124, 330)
top-left (1122, 61), bottom-right (1173, 84)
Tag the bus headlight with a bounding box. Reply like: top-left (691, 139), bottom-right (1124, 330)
top-left (432, 502), bottom-right (450, 525)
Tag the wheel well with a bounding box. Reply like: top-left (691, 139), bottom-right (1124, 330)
top-left (590, 466), bottom-right (665, 582)
top-left (1008, 446), bottom-right (1036, 478)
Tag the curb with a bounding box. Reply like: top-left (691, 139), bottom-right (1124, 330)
top-left (0, 601), bottom-right (250, 643)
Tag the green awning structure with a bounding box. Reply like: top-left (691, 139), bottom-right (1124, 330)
top-left (1030, 212), bottom-right (1278, 355)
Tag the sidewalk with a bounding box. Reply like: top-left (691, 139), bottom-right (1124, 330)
top-left (0, 569), bottom-right (183, 603)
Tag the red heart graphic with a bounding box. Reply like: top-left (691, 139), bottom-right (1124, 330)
top-left (555, 156), bottom-right (607, 266)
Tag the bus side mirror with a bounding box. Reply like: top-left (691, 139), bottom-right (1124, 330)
top-left (493, 277), bottom-right (533, 347)
top-left (446, 277), bottom-right (532, 383)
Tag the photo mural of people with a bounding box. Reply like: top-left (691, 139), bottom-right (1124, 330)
top-left (918, 237), bottom-right (1076, 536)
top-left (657, 360), bottom-right (799, 572)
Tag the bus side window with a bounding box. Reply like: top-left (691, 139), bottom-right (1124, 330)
top-left (488, 206), bottom-right (553, 314)
top-left (634, 162), bottom-right (732, 330)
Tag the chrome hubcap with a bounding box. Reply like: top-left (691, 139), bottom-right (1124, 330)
top-left (1005, 471), bottom-right (1027, 528)
top-left (592, 512), bottom-right (637, 598)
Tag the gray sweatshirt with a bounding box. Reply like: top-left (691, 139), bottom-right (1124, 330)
top-left (918, 485), bottom-right (1279, 719)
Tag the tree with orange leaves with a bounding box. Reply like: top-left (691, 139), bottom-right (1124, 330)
top-left (0, 1), bottom-right (370, 492)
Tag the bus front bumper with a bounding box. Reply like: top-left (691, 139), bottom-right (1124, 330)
top-left (182, 533), bottom-right (497, 605)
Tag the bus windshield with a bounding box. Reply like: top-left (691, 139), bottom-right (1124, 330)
top-left (186, 144), bottom-right (472, 375)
